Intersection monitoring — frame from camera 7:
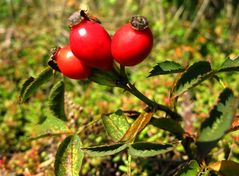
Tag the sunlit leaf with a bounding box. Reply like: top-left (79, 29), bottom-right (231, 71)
top-left (83, 143), bottom-right (127, 157)
top-left (175, 160), bottom-right (200, 176)
top-left (120, 112), bottom-right (153, 142)
top-left (128, 142), bottom-right (173, 157)
top-left (208, 160), bottom-right (239, 176)
top-left (148, 61), bottom-right (185, 77)
top-left (54, 134), bottom-right (84, 176)
top-left (172, 61), bottom-right (213, 97)
top-left (197, 88), bottom-right (237, 158)
top-left (32, 110), bottom-right (70, 139)
top-left (218, 56), bottom-right (239, 72)
top-left (49, 80), bottom-right (66, 121)
top-left (20, 67), bottom-right (53, 103)
top-left (102, 110), bottom-right (130, 142)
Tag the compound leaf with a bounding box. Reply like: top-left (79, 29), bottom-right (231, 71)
top-left (148, 61), bottom-right (185, 77)
top-left (83, 143), bottom-right (127, 157)
top-left (49, 80), bottom-right (66, 121)
top-left (102, 110), bottom-right (130, 142)
top-left (54, 134), bottom-right (84, 176)
top-left (128, 142), bottom-right (173, 157)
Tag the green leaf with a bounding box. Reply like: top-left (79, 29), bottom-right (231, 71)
top-left (151, 118), bottom-right (185, 138)
top-left (89, 69), bottom-right (120, 87)
top-left (32, 110), bottom-right (70, 139)
top-left (218, 56), bottom-right (239, 72)
top-left (172, 61), bottom-right (213, 97)
top-left (102, 110), bottom-right (130, 142)
top-left (19, 76), bottom-right (35, 99)
top-left (128, 142), bottom-right (173, 157)
top-left (49, 80), bottom-right (66, 121)
top-left (176, 160), bottom-right (200, 176)
top-left (148, 61), bottom-right (185, 77)
top-left (208, 160), bottom-right (239, 176)
top-left (20, 67), bottom-right (53, 103)
top-left (83, 143), bottom-right (127, 157)
top-left (197, 88), bottom-right (237, 158)
top-left (120, 112), bottom-right (153, 142)
top-left (54, 134), bottom-right (84, 176)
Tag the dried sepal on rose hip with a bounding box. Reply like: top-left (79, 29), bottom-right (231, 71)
top-left (68, 10), bottom-right (113, 71)
top-left (111, 16), bottom-right (153, 66)
top-left (50, 45), bottom-right (91, 80)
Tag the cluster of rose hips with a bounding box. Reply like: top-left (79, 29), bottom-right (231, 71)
top-left (49, 10), bottom-right (153, 80)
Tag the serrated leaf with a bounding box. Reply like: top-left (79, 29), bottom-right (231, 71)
top-left (120, 112), bottom-right (153, 142)
top-left (176, 160), bottom-right (200, 176)
top-left (32, 110), bottom-right (70, 139)
top-left (128, 142), bottom-right (173, 157)
top-left (49, 80), bottom-right (66, 121)
top-left (151, 118), bottom-right (185, 138)
top-left (173, 61), bottom-right (213, 97)
top-left (83, 143), bottom-right (127, 157)
top-left (54, 134), bottom-right (84, 176)
top-left (208, 160), bottom-right (239, 176)
top-left (197, 88), bottom-right (237, 158)
top-left (218, 56), bottom-right (239, 72)
top-left (148, 61), bottom-right (185, 77)
top-left (20, 67), bottom-right (53, 103)
top-left (102, 110), bottom-right (130, 142)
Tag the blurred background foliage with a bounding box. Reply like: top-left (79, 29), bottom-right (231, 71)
top-left (0, 0), bottom-right (239, 175)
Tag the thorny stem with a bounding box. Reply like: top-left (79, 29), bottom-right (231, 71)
top-left (119, 65), bottom-right (182, 120)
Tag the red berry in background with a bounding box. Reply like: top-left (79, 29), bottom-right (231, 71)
top-left (53, 45), bottom-right (91, 80)
top-left (111, 16), bottom-right (153, 66)
top-left (69, 11), bottom-right (113, 71)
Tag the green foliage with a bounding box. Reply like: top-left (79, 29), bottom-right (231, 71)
top-left (197, 88), bottom-right (237, 159)
top-left (148, 61), bottom-right (185, 77)
top-left (2, 0), bottom-right (239, 175)
top-left (19, 67), bottom-right (53, 103)
top-left (172, 61), bottom-right (213, 97)
top-left (33, 110), bottom-right (69, 139)
top-left (83, 143), bottom-right (127, 157)
top-left (49, 80), bottom-right (66, 121)
top-left (102, 110), bottom-right (130, 142)
top-left (55, 134), bottom-right (84, 176)
top-left (175, 160), bottom-right (200, 176)
top-left (218, 56), bottom-right (239, 72)
top-left (151, 118), bottom-right (185, 138)
top-left (128, 142), bottom-right (173, 157)
top-left (89, 68), bottom-right (121, 87)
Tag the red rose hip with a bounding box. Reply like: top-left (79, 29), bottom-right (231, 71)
top-left (53, 45), bottom-right (91, 80)
top-left (111, 16), bottom-right (153, 66)
top-left (69, 12), bottom-right (113, 71)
